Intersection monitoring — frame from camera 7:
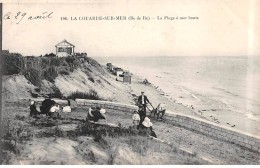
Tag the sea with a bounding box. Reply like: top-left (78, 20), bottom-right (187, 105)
top-left (95, 56), bottom-right (260, 123)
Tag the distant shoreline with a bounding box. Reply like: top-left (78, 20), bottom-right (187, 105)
top-left (99, 60), bottom-right (260, 136)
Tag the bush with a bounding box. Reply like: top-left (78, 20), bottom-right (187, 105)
top-left (65, 57), bottom-right (81, 72)
top-left (30, 91), bottom-right (38, 98)
top-left (65, 57), bottom-right (76, 64)
top-left (48, 86), bottom-right (63, 99)
top-left (41, 57), bottom-right (51, 69)
top-left (34, 88), bottom-right (40, 92)
top-left (43, 66), bottom-right (58, 82)
top-left (49, 57), bottom-right (63, 67)
top-left (24, 68), bottom-right (42, 87)
top-left (2, 53), bottom-right (25, 75)
top-left (3, 53), bottom-right (83, 84)
top-left (44, 53), bottom-right (56, 57)
top-left (60, 70), bottom-right (70, 75)
top-left (67, 90), bottom-right (100, 100)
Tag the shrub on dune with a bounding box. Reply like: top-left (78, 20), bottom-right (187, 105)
top-left (67, 90), bottom-right (101, 100)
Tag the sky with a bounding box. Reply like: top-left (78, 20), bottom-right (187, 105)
top-left (2, 0), bottom-right (260, 57)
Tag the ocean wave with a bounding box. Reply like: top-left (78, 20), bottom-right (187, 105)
top-left (212, 87), bottom-right (239, 97)
top-left (218, 98), bottom-right (259, 121)
top-left (180, 87), bottom-right (201, 101)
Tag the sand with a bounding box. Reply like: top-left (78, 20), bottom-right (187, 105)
top-left (106, 109), bottom-right (260, 164)
top-left (2, 75), bottom-right (36, 100)
top-left (2, 61), bottom-right (260, 164)
top-left (3, 63), bottom-right (259, 136)
top-left (1, 102), bottom-right (210, 165)
top-left (103, 68), bottom-right (260, 136)
top-left (2, 101), bottom-right (260, 164)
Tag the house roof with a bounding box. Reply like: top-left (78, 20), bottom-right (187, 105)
top-left (115, 68), bottom-right (123, 71)
top-left (124, 73), bottom-right (131, 77)
top-left (55, 39), bottom-right (75, 47)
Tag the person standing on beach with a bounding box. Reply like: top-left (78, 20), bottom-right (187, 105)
top-left (138, 91), bottom-right (150, 122)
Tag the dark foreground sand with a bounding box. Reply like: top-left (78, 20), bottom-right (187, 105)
top-left (2, 100), bottom-right (260, 164)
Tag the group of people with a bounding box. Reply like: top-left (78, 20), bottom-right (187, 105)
top-left (29, 98), bottom-right (72, 117)
top-left (86, 91), bottom-right (159, 138)
top-left (134, 91), bottom-right (157, 137)
top-left (29, 91), bottom-right (164, 138)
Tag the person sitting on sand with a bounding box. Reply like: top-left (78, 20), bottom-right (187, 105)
top-left (132, 111), bottom-right (140, 128)
top-left (138, 117), bottom-right (157, 138)
top-left (87, 106), bottom-right (107, 122)
top-left (30, 100), bottom-right (39, 116)
top-left (62, 106), bottom-right (72, 113)
top-left (49, 104), bottom-right (61, 117)
top-left (40, 98), bottom-right (56, 115)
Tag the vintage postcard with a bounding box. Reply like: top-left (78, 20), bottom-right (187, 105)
top-left (1, 0), bottom-right (260, 165)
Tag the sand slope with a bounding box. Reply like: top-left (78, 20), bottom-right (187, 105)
top-left (2, 60), bottom-right (134, 104)
top-left (2, 75), bottom-right (36, 100)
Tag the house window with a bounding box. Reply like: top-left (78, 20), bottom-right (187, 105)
top-left (58, 47), bottom-right (64, 52)
top-left (66, 48), bottom-right (72, 54)
top-left (58, 47), bottom-right (72, 53)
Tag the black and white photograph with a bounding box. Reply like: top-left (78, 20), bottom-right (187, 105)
top-left (1, 0), bottom-right (260, 165)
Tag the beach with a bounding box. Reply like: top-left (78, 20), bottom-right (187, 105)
top-left (2, 56), bottom-right (260, 164)
top-left (2, 56), bottom-right (259, 135)
top-left (95, 56), bottom-right (260, 136)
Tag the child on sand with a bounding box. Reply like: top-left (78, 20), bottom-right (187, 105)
top-left (132, 111), bottom-right (140, 127)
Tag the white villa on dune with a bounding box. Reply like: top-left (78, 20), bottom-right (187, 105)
top-left (55, 39), bottom-right (75, 57)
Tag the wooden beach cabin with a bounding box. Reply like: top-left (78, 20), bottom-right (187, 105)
top-left (114, 68), bottom-right (124, 76)
top-left (110, 65), bottom-right (116, 72)
top-left (123, 73), bottom-right (131, 84)
top-left (106, 63), bottom-right (112, 70)
top-left (55, 39), bottom-right (75, 57)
